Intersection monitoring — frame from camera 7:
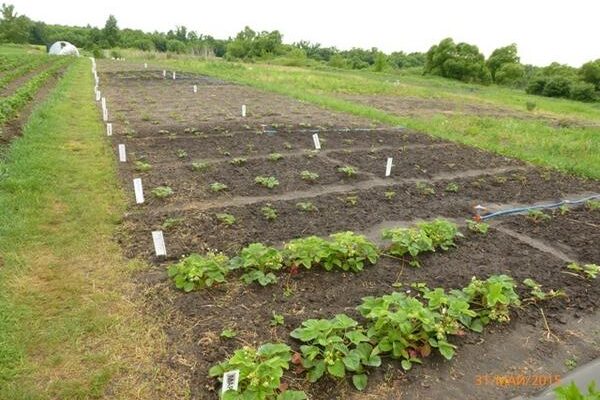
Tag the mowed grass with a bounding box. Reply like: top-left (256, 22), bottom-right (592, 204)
top-left (150, 58), bottom-right (600, 179)
top-left (0, 58), bottom-right (181, 398)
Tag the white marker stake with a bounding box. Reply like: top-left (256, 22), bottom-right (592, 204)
top-left (385, 157), bottom-right (393, 177)
top-left (133, 178), bottom-right (145, 204)
top-left (221, 370), bottom-right (240, 394)
top-left (151, 231), bottom-right (167, 257)
top-left (312, 133), bottom-right (321, 150)
top-left (162, 69), bottom-right (166, 78)
top-left (102, 108), bottom-right (108, 122)
top-left (241, 104), bottom-right (246, 117)
top-left (144, 62), bottom-right (147, 69)
top-left (172, 71), bottom-right (176, 80)
top-left (118, 144), bottom-right (126, 162)
top-left (193, 84), bottom-right (197, 93)
top-left (101, 97), bottom-right (106, 110)
top-left (106, 123), bottom-right (113, 136)
top-left (95, 90), bottom-right (101, 101)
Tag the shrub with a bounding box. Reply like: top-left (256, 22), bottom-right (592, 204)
top-left (542, 76), bottom-right (572, 98)
top-left (494, 63), bottom-right (525, 86)
top-left (168, 253), bottom-right (230, 292)
top-left (526, 76), bottom-right (548, 95)
top-left (570, 81), bottom-right (597, 102)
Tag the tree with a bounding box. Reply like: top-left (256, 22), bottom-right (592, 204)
top-left (494, 63), bottom-right (525, 86)
top-left (226, 26), bottom-right (283, 59)
top-left (373, 52), bottom-right (388, 72)
top-left (580, 59), bottom-right (600, 90)
top-left (569, 81), bottom-right (596, 102)
top-left (0, 3), bottom-right (32, 43)
top-left (102, 14), bottom-right (119, 47)
top-left (487, 44), bottom-right (519, 80)
top-left (425, 38), bottom-right (491, 83)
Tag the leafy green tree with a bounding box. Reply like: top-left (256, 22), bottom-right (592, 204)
top-left (0, 3), bottom-right (32, 43)
top-left (226, 26), bottom-right (283, 59)
top-left (102, 14), bottom-right (119, 47)
top-left (569, 81), bottom-right (596, 102)
top-left (424, 38), bottom-right (491, 84)
top-left (328, 53), bottom-right (347, 68)
top-left (580, 59), bottom-right (600, 90)
top-left (542, 76), bottom-right (572, 97)
top-left (487, 44), bottom-right (519, 80)
top-left (389, 51), bottom-right (425, 68)
top-left (494, 63), bottom-right (525, 86)
top-left (166, 39), bottom-right (186, 53)
top-left (373, 52), bottom-right (388, 72)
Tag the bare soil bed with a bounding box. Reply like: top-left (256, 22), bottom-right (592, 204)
top-left (98, 60), bottom-right (600, 400)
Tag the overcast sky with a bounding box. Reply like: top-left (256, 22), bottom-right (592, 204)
top-left (8, 0), bottom-right (599, 66)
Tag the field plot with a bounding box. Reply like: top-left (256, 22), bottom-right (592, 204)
top-left (98, 60), bottom-right (600, 399)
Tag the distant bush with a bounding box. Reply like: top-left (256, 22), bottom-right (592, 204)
top-left (133, 38), bottom-right (155, 52)
top-left (487, 44), bottom-right (520, 81)
top-left (580, 59), bottom-right (600, 90)
top-left (328, 53), bottom-right (347, 69)
top-left (166, 39), bottom-right (186, 53)
top-left (526, 76), bottom-right (548, 95)
top-left (424, 38), bottom-right (491, 84)
top-left (494, 63), bottom-right (525, 86)
top-left (570, 81), bottom-right (597, 102)
top-left (110, 49), bottom-right (122, 59)
top-left (542, 76), bottom-right (572, 98)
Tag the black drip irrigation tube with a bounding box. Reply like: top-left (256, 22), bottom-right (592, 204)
top-left (479, 194), bottom-right (600, 221)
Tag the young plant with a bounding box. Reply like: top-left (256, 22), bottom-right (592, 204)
top-left (191, 161), bottom-right (210, 172)
top-left (134, 160), bottom-right (152, 172)
top-left (161, 217), bottom-right (184, 230)
top-left (462, 275), bottom-right (521, 326)
top-left (268, 153), bottom-right (283, 161)
top-left (416, 182), bottom-right (435, 195)
top-left (323, 232), bottom-right (379, 272)
top-left (230, 157), bottom-right (247, 166)
top-left (230, 243), bottom-right (283, 286)
top-left (261, 205), bottom-right (278, 221)
top-left (527, 209), bottom-right (551, 223)
top-left (586, 200), bottom-right (600, 211)
top-left (216, 213), bottom-right (236, 226)
top-left (466, 220), bottom-right (490, 234)
top-left (344, 196), bottom-right (358, 206)
top-left (210, 182), bottom-right (228, 192)
top-left (176, 149), bottom-right (188, 159)
top-left (417, 219), bottom-right (463, 251)
top-left (338, 165), bottom-right (357, 177)
top-left (445, 182), bottom-right (459, 193)
top-left (151, 186), bottom-right (174, 199)
top-left (209, 343), bottom-right (305, 400)
top-left (290, 314), bottom-right (380, 390)
top-left (567, 262), bottom-right (600, 279)
top-left (283, 236), bottom-right (330, 270)
top-left (384, 191), bottom-right (396, 201)
top-left (523, 278), bottom-right (565, 301)
top-left (300, 170), bottom-right (319, 182)
top-left (296, 202), bottom-right (317, 212)
top-left (557, 205), bottom-right (570, 215)
top-left (220, 328), bottom-right (237, 339)
top-left (271, 312), bottom-right (285, 326)
top-left (168, 253), bottom-right (230, 292)
top-left (255, 176), bottom-right (280, 189)
top-left (554, 381), bottom-right (600, 400)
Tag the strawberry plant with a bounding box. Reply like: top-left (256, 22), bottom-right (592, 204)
top-left (384, 191), bottom-right (396, 201)
top-left (191, 161), bottom-right (210, 172)
top-left (462, 275), bottom-right (521, 325)
top-left (523, 278), bottom-right (565, 301)
top-left (210, 182), bottom-right (228, 192)
top-left (255, 176), bottom-right (280, 189)
top-left (134, 160), bottom-right (152, 172)
top-left (261, 205), bottom-right (278, 220)
top-left (296, 202), bottom-right (317, 212)
top-left (344, 196), bottom-right (358, 206)
top-left (445, 182), bottom-right (459, 193)
top-left (209, 343), bottom-right (306, 400)
top-left (168, 253), bottom-right (230, 292)
top-left (271, 312), bottom-right (285, 326)
top-left (527, 209), bottom-right (551, 222)
top-left (338, 165), bottom-right (357, 177)
top-left (466, 219), bottom-right (489, 234)
top-left (221, 328), bottom-right (237, 339)
top-left (554, 381), bottom-right (600, 400)
top-left (230, 157), bottom-right (247, 166)
top-left (161, 217), bottom-right (184, 230)
top-left (567, 262), bottom-right (599, 279)
top-left (323, 232), bottom-right (379, 272)
top-left (216, 213), bottom-right (236, 225)
top-left (586, 200), bottom-right (600, 211)
top-left (290, 314), bottom-right (380, 390)
top-left (283, 236), bottom-right (330, 270)
top-left (417, 219), bottom-right (462, 250)
top-left (268, 153), bottom-right (283, 161)
top-left (416, 182), bottom-right (435, 195)
top-left (300, 170), bottom-right (319, 182)
top-left (151, 186), bottom-right (174, 199)
top-left (230, 243), bottom-right (283, 286)
top-left (176, 149), bottom-right (188, 159)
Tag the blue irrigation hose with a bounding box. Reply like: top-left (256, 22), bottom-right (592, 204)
top-left (481, 194), bottom-right (600, 221)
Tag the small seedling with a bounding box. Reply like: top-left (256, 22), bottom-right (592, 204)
top-left (255, 176), bottom-right (279, 189)
top-left (161, 217), bottom-right (184, 230)
top-left (523, 278), bottom-right (565, 301)
top-left (345, 196), bottom-right (358, 206)
top-left (283, 142), bottom-right (293, 150)
top-left (134, 160), bottom-right (152, 172)
top-left (271, 312), bottom-right (285, 326)
top-left (567, 262), bottom-right (599, 279)
top-left (466, 220), bottom-right (490, 234)
top-left (384, 191), bottom-right (396, 201)
top-left (557, 205), bottom-right (570, 215)
top-left (261, 205), bottom-right (278, 221)
top-left (176, 149), bottom-right (188, 159)
top-left (191, 161), bottom-right (210, 172)
top-left (230, 157), bottom-right (247, 166)
top-left (267, 153), bottom-right (283, 161)
top-left (300, 170), bottom-right (319, 182)
top-left (220, 328), bottom-right (237, 339)
top-left (416, 182), bottom-right (435, 195)
top-left (527, 209), bottom-right (551, 223)
top-left (586, 200), bottom-right (600, 211)
top-left (338, 165), bottom-right (357, 177)
top-left (215, 213), bottom-right (236, 225)
top-left (296, 202), bottom-right (317, 212)
top-left (304, 150), bottom-right (319, 159)
top-left (564, 357), bottom-right (577, 371)
top-left (152, 186), bottom-right (174, 199)
top-left (445, 182), bottom-right (459, 193)
top-left (210, 182), bottom-right (228, 192)
top-left (494, 175), bottom-right (508, 184)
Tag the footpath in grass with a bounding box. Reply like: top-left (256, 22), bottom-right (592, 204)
top-left (0, 59), bottom-right (180, 399)
top-left (154, 59), bottom-right (600, 180)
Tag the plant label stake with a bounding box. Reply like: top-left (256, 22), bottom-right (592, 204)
top-left (151, 231), bottom-right (167, 257)
top-left (162, 69), bottom-right (166, 78)
top-left (103, 108), bottom-right (108, 122)
top-left (312, 133), bottom-right (321, 150)
top-left (385, 157), bottom-right (393, 177)
top-left (101, 97), bottom-right (106, 110)
top-left (241, 104), bottom-right (246, 117)
top-left (133, 178), bottom-right (145, 204)
top-left (118, 144), bottom-right (126, 162)
top-left (95, 90), bottom-right (101, 102)
top-left (106, 123), bottom-right (112, 136)
top-left (193, 84), bottom-right (197, 93)
top-left (172, 71), bottom-right (176, 80)
top-left (221, 370), bottom-right (240, 394)
top-left (144, 62), bottom-right (147, 69)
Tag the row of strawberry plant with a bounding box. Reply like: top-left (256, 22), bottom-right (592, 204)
top-left (168, 218), bottom-right (467, 292)
top-left (0, 57), bottom-right (72, 126)
top-left (0, 54), bottom-right (34, 73)
top-left (209, 274), bottom-right (525, 397)
top-left (0, 55), bottom-right (53, 90)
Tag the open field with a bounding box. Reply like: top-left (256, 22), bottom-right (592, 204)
top-left (97, 59), bottom-right (600, 399)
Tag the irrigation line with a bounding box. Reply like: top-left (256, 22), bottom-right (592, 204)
top-left (481, 194), bottom-right (600, 221)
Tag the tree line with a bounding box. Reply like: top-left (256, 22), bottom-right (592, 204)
top-left (1, 3), bottom-right (598, 102)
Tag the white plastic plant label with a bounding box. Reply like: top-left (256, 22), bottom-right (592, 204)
top-left (106, 123), bottom-right (112, 136)
top-left (133, 178), bottom-right (144, 204)
top-left (241, 104), bottom-right (246, 117)
top-left (312, 133), bottom-right (321, 150)
top-left (95, 90), bottom-right (101, 101)
top-left (151, 231), bottom-right (167, 257)
top-left (102, 108), bottom-right (108, 122)
top-left (118, 144), bottom-right (126, 162)
top-left (221, 370), bottom-right (240, 394)
top-left (162, 69), bottom-right (166, 77)
top-left (101, 97), bottom-right (106, 109)
top-left (172, 71), bottom-right (176, 80)
top-left (144, 62), bottom-right (147, 69)
top-left (385, 157), bottom-right (393, 177)
top-left (193, 84), bottom-right (197, 93)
